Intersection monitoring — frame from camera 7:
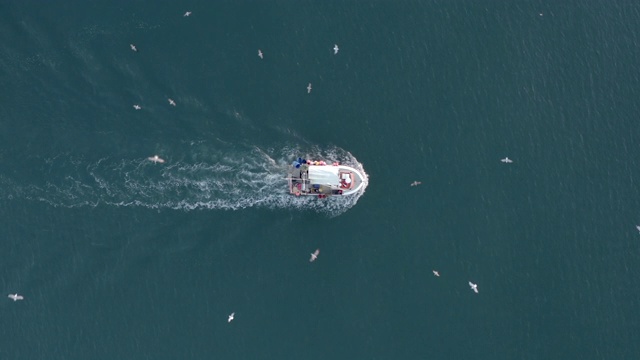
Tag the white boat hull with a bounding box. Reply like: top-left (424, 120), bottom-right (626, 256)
top-left (288, 161), bottom-right (365, 197)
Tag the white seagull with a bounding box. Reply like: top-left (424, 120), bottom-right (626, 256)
top-left (333, 44), bottom-right (339, 54)
top-left (130, 44), bottom-right (138, 52)
top-left (228, 312), bottom-right (235, 323)
top-left (469, 281), bottom-right (479, 293)
top-left (307, 83), bottom-right (312, 94)
top-left (133, 104), bottom-right (142, 110)
top-left (184, 11), bottom-right (192, 17)
top-left (258, 49), bottom-right (263, 59)
top-left (501, 157), bottom-right (513, 163)
top-left (309, 249), bottom-right (320, 262)
top-left (432, 270), bottom-right (440, 277)
top-left (410, 181), bottom-right (422, 187)
top-left (148, 155), bottom-right (165, 164)
top-left (636, 225), bottom-right (640, 233)
top-left (8, 293), bottom-right (24, 301)
top-left (168, 98), bottom-right (176, 106)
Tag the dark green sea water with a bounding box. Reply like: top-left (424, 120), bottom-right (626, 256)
top-left (2, 1), bottom-right (640, 359)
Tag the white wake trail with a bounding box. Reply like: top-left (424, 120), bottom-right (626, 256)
top-left (9, 145), bottom-right (368, 217)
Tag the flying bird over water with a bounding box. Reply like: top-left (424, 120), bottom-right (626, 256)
top-left (184, 11), bottom-right (192, 17)
top-left (469, 281), bottom-right (478, 293)
top-left (148, 155), bottom-right (165, 164)
top-left (432, 270), bottom-right (440, 277)
top-left (8, 294), bottom-right (23, 301)
top-left (501, 157), bottom-right (513, 163)
top-left (309, 249), bottom-right (320, 262)
top-left (636, 225), bottom-right (640, 233)
top-left (410, 181), bottom-right (421, 187)
top-left (307, 83), bottom-right (312, 94)
top-left (133, 104), bottom-right (141, 110)
top-left (130, 44), bottom-right (138, 52)
top-left (168, 98), bottom-right (176, 106)
top-left (333, 44), bottom-right (339, 54)
top-left (258, 49), bottom-right (263, 59)
top-left (228, 312), bottom-right (235, 323)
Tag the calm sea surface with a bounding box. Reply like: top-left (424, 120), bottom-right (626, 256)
top-left (1, 1), bottom-right (640, 359)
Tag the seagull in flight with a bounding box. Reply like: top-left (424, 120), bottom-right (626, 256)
top-left (148, 155), bottom-right (165, 164)
top-left (228, 312), bottom-right (235, 323)
top-left (410, 181), bottom-right (421, 187)
top-left (130, 44), bottom-right (138, 52)
top-left (309, 249), bottom-right (320, 262)
top-left (184, 11), bottom-right (192, 17)
top-left (133, 104), bottom-right (142, 110)
top-left (432, 270), bottom-right (440, 277)
top-left (333, 44), bottom-right (339, 54)
top-left (469, 281), bottom-right (479, 293)
top-left (258, 49), bottom-right (263, 59)
top-left (168, 98), bottom-right (176, 106)
top-left (307, 83), bottom-right (312, 94)
top-left (501, 157), bottom-right (513, 163)
top-left (8, 294), bottom-right (24, 301)
top-left (636, 225), bottom-right (640, 233)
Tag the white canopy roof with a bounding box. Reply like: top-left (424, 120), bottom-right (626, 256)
top-left (308, 166), bottom-right (340, 186)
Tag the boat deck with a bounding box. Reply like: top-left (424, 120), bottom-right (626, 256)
top-left (288, 160), bottom-right (362, 197)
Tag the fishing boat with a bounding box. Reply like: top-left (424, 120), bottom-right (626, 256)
top-left (288, 158), bottom-right (365, 197)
